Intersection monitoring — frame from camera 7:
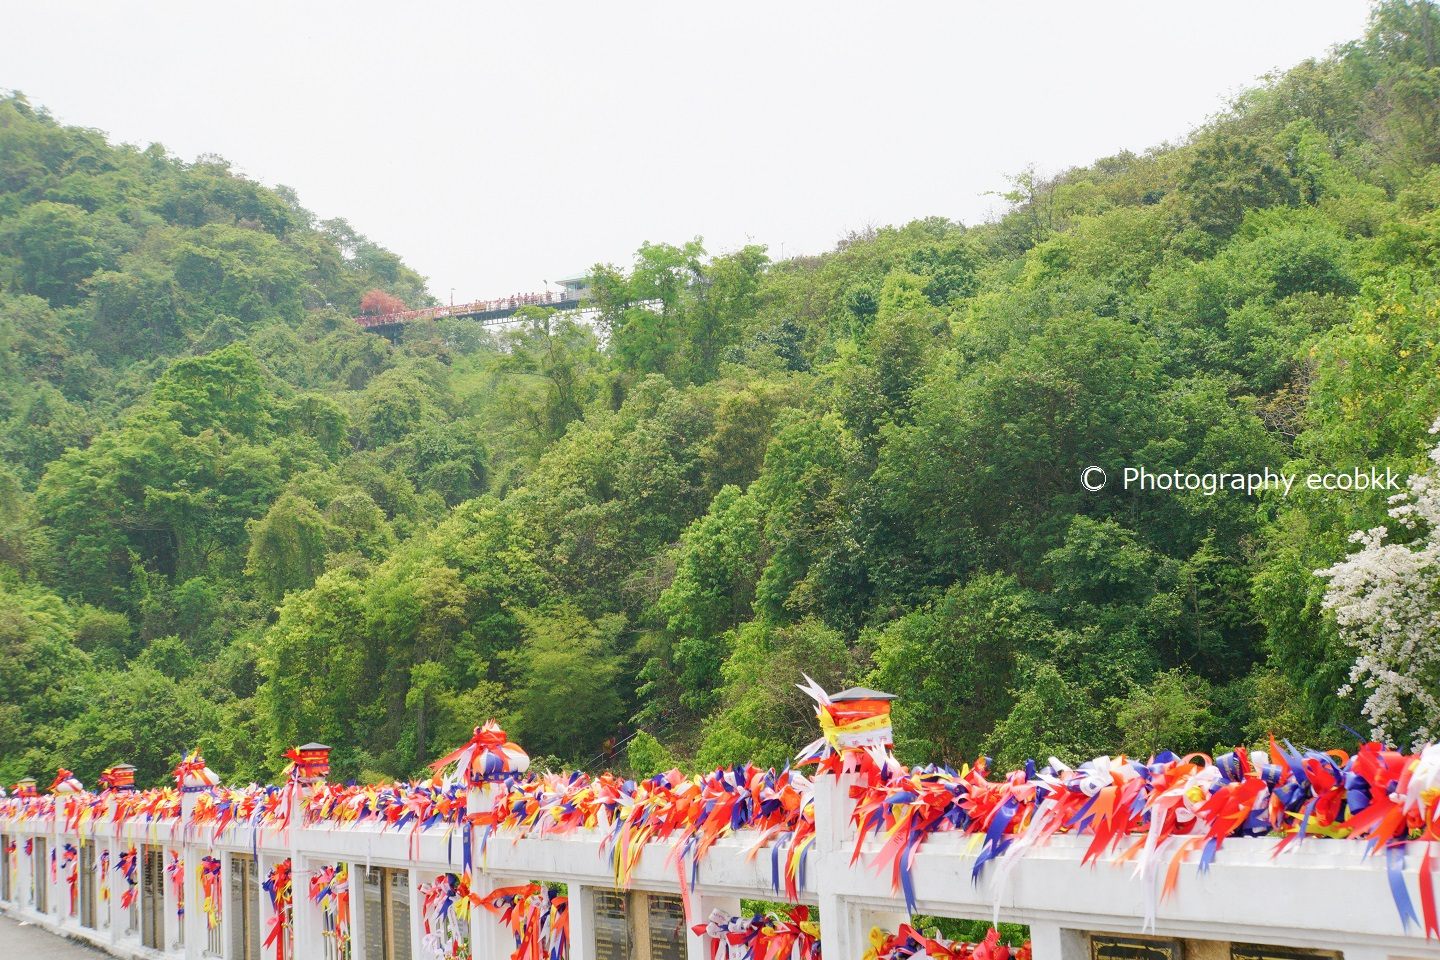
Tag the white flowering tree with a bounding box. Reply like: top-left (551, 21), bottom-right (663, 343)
top-left (1318, 419), bottom-right (1440, 747)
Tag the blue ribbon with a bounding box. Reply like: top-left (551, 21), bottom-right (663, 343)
top-left (1387, 843), bottom-right (1420, 931)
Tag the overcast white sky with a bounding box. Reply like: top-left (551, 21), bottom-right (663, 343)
top-left (6, 2), bottom-right (1372, 303)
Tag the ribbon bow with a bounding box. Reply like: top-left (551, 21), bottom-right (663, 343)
top-left (49, 769), bottom-right (83, 794)
top-left (430, 720), bottom-right (530, 786)
top-left (172, 749), bottom-right (220, 792)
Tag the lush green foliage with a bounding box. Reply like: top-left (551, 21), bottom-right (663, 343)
top-left (3, 3), bottom-right (1440, 785)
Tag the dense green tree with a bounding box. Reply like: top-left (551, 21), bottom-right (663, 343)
top-left (697, 618), bottom-right (852, 769)
top-left (0, 582), bottom-right (92, 780)
top-left (984, 660), bottom-right (1112, 770)
top-left (1112, 669), bottom-right (1217, 758)
top-left (2, 200), bottom-right (122, 305)
top-left (258, 569), bottom-right (370, 773)
top-left (505, 605), bottom-right (625, 761)
top-left (869, 573), bottom-right (1051, 763)
top-left (245, 492), bottom-right (333, 605)
top-left (44, 665), bottom-right (216, 785)
top-left (7, 3), bottom-right (1440, 783)
top-left (653, 485), bottom-right (765, 719)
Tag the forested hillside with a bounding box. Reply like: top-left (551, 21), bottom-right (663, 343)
top-left (3, 2), bottom-right (1440, 785)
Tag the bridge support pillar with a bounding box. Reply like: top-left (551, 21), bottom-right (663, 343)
top-left (567, 882), bottom-right (598, 960)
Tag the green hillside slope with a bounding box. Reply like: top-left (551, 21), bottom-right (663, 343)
top-left (2, 1), bottom-right (1439, 783)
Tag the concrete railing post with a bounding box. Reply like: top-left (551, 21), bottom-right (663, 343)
top-left (812, 770), bottom-right (906, 960)
top-left (17, 830), bottom-right (31, 916)
top-left (686, 892), bottom-right (742, 960)
top-left (289, 786), bottom-right (318, 960)
top-left (812, 771), bottom-right (855, 960)
top-left (468, 782), bottom-right (516, 960)
top-left (180, 788), bottom-right (205, 959)
top-left (291, 743), bottom-right (331, 960)
top-left (49, 799), bottom-right (61, 922)
top-left (408, 866), bottom-right (425, 960)
top-left (566, 882), bottom-right (597, 960)
top-left (294, 852), bottom-right (328, 960)
top-left (106, 791), bottom-right (123, 945)
top-left (1028, 922), bottom-right (1066, 960)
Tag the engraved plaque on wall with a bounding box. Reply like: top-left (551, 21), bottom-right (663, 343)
top-left (593, 890), bottom-right (630, 960)
top-left (1091, 934), bottom-right (1181, 960)
top-left (646, 893), bottom-right (688, 960)
top-left (1232, 946), bottom-right (1341, 960)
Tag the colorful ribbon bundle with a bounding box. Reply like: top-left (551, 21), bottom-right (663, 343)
top-left (419, 872), bottom-right (473, 959)
top-left (310, 863), bottom-right (352, 960)
top-left (282, 744), bottom-right (331, 782)
top-left (200, 856), bottom-right (222, 931)
top-left (173, 749), bottom-right (221, 793)
top-left (845, 739), bottom-right (1440, 934)
top-left (49, 769), bottom-right (84, 794)
top-left (97, 766), bottom-right (127, 791)
top-left (0, 794), bottom-right (55, 827)
top-left (167, 850), bottom-right (185, 919)
top-left (263, 858), bottom-right (294, 960)
top-left (67, 790), bottom-right (108, 834)
top-left (480, 764), bottom-right (816, 902)
top-left (112, 787), bottom-right (182, 826)
top-left (691, 906), bottom-right (819, 960)
top-left (429, 720), bottom-right (531, 786)
top-left (61, 843), bottom-right (78, 914)
top-left (864, 925), bottom-right (1029, 960)
top-left (116, 846), bottom-right (138, 910)
top-left (99, 848), bottom-right (110, 903)
top-left (303, 781), bottom-right (467, 830)
top-left (50, 770), bottom-right (86, 836)
top-left (482, 882), bottom-right (569, 960)
top-left (302, 780), bottom-right (469, 862)
top-left (191, 783), bottom-right (312, 842)
top-left (794, 678), bottom-right (898, 779)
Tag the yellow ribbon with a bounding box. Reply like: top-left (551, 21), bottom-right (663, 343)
top-left (819, 710), bottom-right (891, 748)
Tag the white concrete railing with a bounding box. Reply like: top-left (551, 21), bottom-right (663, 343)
top-left (2, 773), bottom-right (1438, 960)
